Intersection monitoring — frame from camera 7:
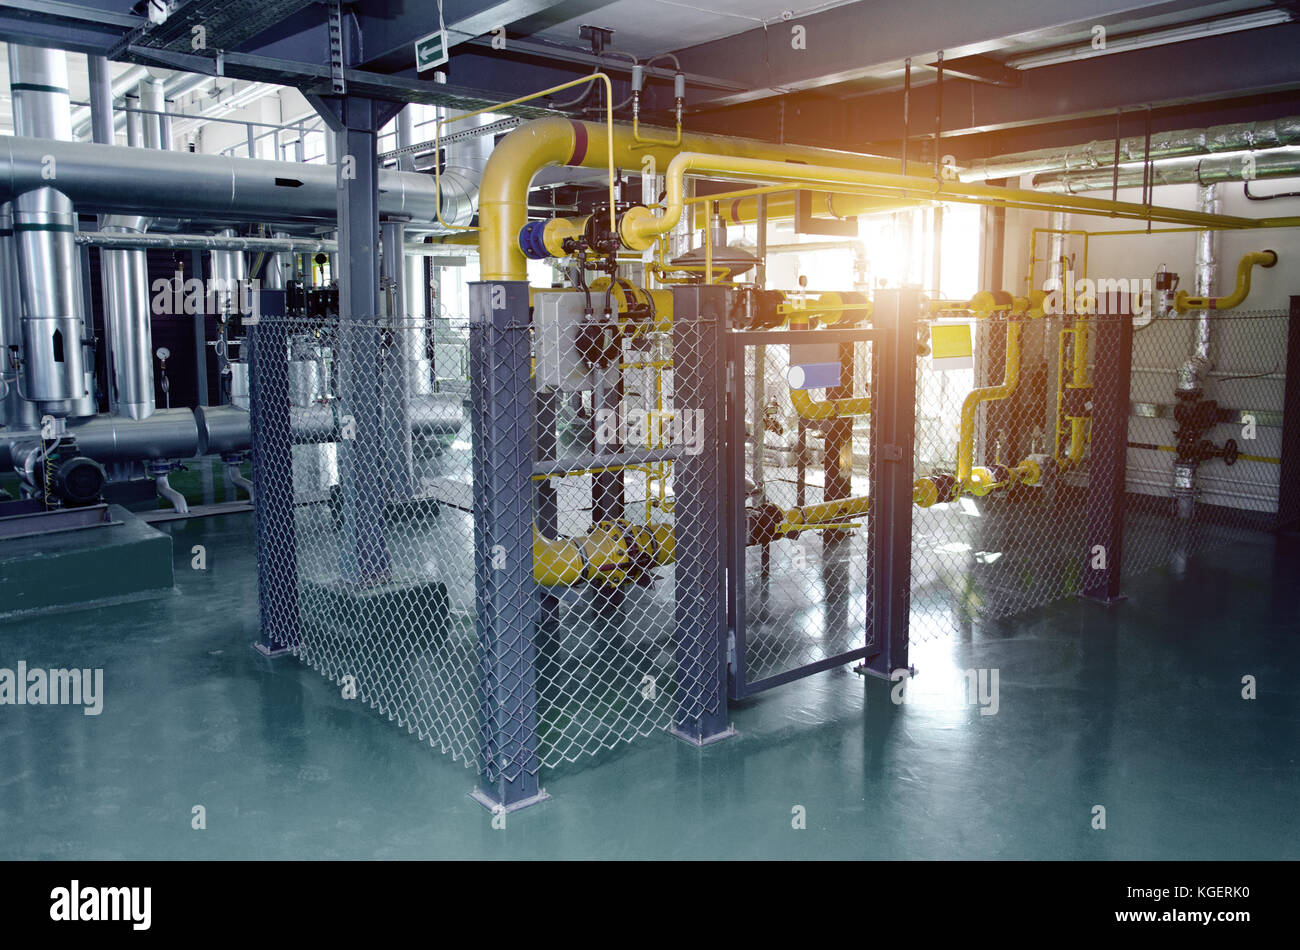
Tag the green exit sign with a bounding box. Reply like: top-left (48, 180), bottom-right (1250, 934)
top-left (415, 29), bottom-right (449, 71)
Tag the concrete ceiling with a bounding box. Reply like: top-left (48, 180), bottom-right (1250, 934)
top-left (531, 0), bottom-right (859, 57)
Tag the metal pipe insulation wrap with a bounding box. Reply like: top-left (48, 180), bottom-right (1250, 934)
top-left (0, 136), bottom-right (449, 227)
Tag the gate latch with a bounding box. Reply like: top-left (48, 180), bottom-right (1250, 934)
top-left (881, 443), bottom-right (904, 462)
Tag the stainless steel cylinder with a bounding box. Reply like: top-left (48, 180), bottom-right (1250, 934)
top-left (13, 187), bottom-right (88, 413)
top-left (8, 44), bottom-right (95, 419)
top-left (208, 228), bottom-right (248, 315)
top-left (100, 214), bottom-right (155, 419)
top-left (140, 78), bottom-right (167, 150)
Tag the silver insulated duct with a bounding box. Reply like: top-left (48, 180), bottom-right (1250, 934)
top-left (99, 59), bottom-right (164, 421)
top-left (100, 215), bottom-right (155, 419)
top-left (7, 44), bottom-right (95, 418)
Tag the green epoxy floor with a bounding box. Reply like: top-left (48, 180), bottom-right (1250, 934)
top-left (1, 510), bottom-right (1297, 860)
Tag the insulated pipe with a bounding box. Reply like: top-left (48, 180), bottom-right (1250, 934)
top-left (99, 69), bottom-right (169, 421)
top-left (1034, 148), bottom-right (1300, 192)
top-left (1177, 184), bottom-right (1221, 396)
top-left (124, 93), bottom-right (141, 147)
top-left (0, 136), bottom-right (451, 226)
top-left (1045, 211), bottom-right (1067, 459)
top-left (75, 231), bottom-right (338, 254)
top-left (963, 116), bottom-right (1300, 182)
top-left (69, 65), bottom-right (148, 139)
top-left (139, 78), bottom-right (167, 150)
top-left (87, 56), bottom-right (115, 147)
top-left (100, 214), bottom-right (155, 419)
top-left (263, 230), bottom-right (292, 290)
top-left (479, 118), bottom-right (939, 280)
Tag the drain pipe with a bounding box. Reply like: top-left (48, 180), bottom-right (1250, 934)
top-left (7, 44), bottom-right (95, 420)
top-left (1173, 183), bottom-right (1221, 519)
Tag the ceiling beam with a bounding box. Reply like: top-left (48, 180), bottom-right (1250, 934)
top-left (841, 21), bottom-right (1300, 144)
top-left (668, 0), bottom-right (1239, 108)
top-left (689, 21), bottom-right (1300, 158)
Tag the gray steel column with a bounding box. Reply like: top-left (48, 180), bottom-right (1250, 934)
top-left (1081, 300), bottom-right (1134, 603)
top-left (469, 279), bottom-right (546, 811)
top-left (309, 94), bottom-right (401, 584)
top-left (669, 284), bottom-right (733, 744)
top-left (247, 289), bottom-right (300, 655)
top-left (861, 288), bottom-right (918, 678)
top-left (381, 219), bottom-right (414, 494)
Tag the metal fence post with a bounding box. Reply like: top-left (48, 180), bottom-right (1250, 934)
top-left (1081, 300), bottom-right (1134, 603)
top-left (248, 290), bottom-right (299, 656)
top-left (1278, 296), bottom-right (1300, 533)
top-left (860, 287), bottom-right (917, 679)
top-left (670, 285), bottom-right (734, 745)
top-left (470, 279), bottom-right (548, 812)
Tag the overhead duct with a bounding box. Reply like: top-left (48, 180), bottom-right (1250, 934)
top-left (1032, 147), bottom-right (1300, 193)
top-left (0, 136), bottom-right (454, 228)
top-left (7, 44), bottom-right (95, 419)
top-left (962, 116), bottom-right (1300, 182)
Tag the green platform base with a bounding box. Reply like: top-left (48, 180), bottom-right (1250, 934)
top-left (0, 504), bottom-right (174, 619)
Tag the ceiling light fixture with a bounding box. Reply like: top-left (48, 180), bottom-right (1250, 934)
top-left (1008, 8), bottom-right (1292, 70)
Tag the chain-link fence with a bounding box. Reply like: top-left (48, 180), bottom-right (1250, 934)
top-left (910, 305), bottom-right (1294, 641)
top-left (248, 292), bottom-right (727, 781)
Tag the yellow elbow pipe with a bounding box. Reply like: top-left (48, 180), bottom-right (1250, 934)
top-left (1175, 250), bottom-right (1278, 312)
top-left (790, 387), bottom-right (871, 421)
top-left (482, 121), bottom-right (938, 281)
top-left (957, 322), bottom-right (1022, 490)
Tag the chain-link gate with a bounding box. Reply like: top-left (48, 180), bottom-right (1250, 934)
top-left (727, 325), bottom-right (879, 696)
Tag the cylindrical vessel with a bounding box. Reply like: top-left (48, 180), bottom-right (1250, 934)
top-left (100, 215), bottom-right (155, 419)
top-left (8, 44), bottom-right (95, 418)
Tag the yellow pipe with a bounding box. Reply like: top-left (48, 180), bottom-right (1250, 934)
top-left (619, 152), bottom-right (1279, 254)
top-left (719, 191), bottom-right (919, 224)
top-left (790, 387), bottom-right (871, 421)
top-left (480, 120), bottom-right (939, 281)
top-left (533, 492), bottom-right (875, 586)
top-left (782, 495), bottom-right (871, 531)
top-left (438, 74), bottom-right (617, 237)
top-left (1174, 250), bottom-right (1278, 312)
top-left (957, 321), bottom-right (1022, 492)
